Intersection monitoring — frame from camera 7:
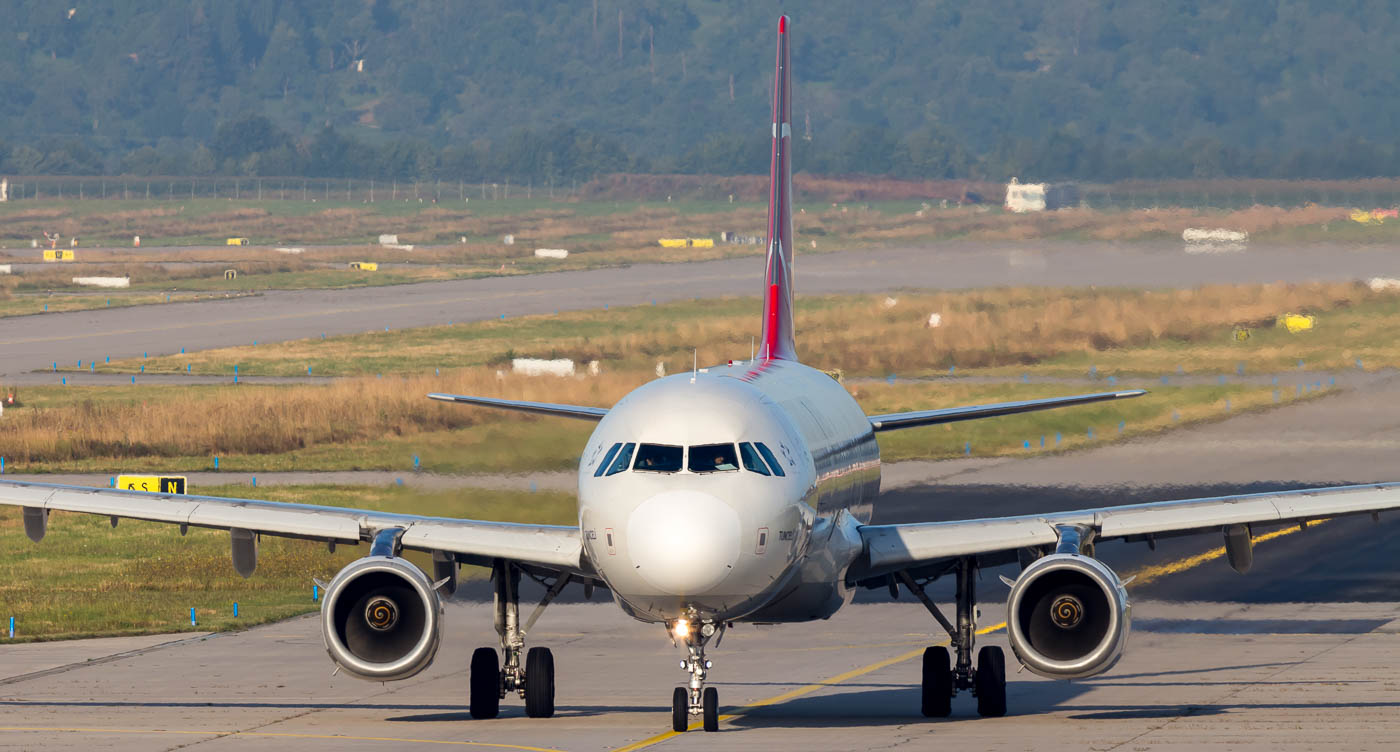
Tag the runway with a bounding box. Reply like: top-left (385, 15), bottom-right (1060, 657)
top-left (6, 239), bottom-right (1400, 380)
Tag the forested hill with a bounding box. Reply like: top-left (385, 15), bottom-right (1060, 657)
top-left (4, 1), bottom-right (1400, 181)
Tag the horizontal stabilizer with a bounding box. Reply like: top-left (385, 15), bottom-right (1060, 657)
top-left (428, 393), bottom-right (608, 421)
top-left (867, 390), bottom-right (1145, 432)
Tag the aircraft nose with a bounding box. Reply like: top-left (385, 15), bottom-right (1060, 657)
top-left (627, 490), bottom-right (742, 595)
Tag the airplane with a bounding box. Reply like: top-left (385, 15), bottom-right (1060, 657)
top-left (6, 15), bottom-right (1400, 736)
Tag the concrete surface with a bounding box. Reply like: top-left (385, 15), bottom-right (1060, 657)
top-left (7, 239), bottom-right (1400, 381)
top-left (4, 600), bottom-right (1400, 751)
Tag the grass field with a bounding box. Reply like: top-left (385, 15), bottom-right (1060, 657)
top-left (0, 197), bottom-right (1379, 298)
top-left (108, 281), bottom-right (1388, 379)
top-left (0, 290), bottom-right (220, 318)
top-left (0, 484), bottom-right (575, 642)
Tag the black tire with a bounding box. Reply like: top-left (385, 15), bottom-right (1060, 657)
top-left (671, 687), bottom-right (689, 732)
top-left (975, 645), bottom-right (1008, 718)
top-left (524, 647), bottom-right (556, 718)
top-left (702, 686), bottom-right (719, 732)
top-left (921, 646), bottom-right (952, 718)
top-left (470, 647), bottom-right (501, 720)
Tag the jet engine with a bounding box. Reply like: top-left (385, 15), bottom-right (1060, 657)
top-left (1005, 553), bottom-right (1129, 679)
top-left (321, 554), bottom-right (442, 681)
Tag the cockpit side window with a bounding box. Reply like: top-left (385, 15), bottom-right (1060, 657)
top-left (593, 443), bottom-right (622, 477)
top-left (634, 443), bottom-right (683, 473)
top-left (689, 443), bottom-right (739, 473)
top-left (603, 442), bottom-right (636, 476)
top-left (738, 442), bottom-right (771, 476)
top-left (754, 442), bottom-right (787, 477)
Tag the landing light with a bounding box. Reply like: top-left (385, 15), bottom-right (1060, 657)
top-left (672, 619), bottom-right (691, 639)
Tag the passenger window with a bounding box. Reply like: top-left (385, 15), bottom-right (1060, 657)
top-left (755, 442), bottom-right (786, 477)
top-left (603, 443), bottom-right (635, 476)
top-left (738, 442), bottom-right (771, 476)
top-left (634, 443), bottom-right (683, 473)
top-left (689, 443), bottom-right (739, 473)
top-left (593, 443), bottom-right (622, 477)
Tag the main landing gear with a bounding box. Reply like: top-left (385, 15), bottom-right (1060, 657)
top-left (897, 558), bottom-right (1007, 719)
top-left (470, 560), bottom-right (573, 720)
top-left (670, 617), bottom-right (724, 733)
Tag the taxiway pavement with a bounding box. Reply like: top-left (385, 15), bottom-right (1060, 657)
top-left (6, 239), bottom-right (1400, 380)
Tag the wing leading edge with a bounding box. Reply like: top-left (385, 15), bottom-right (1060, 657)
top-left (0, 480), bottom-right (584, 573)
top-left (428, 393), bottom-right (607, 421)
top-left (854, 482), bottom-right (1400, 581)
top-left (867, 389), bottom-right (1146, 432)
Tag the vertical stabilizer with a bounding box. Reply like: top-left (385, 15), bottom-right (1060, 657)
top-left (760, 15), bottom-right (797, 361)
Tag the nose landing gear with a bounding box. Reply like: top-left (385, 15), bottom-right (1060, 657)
top-left (670, 618), bottom-right (722, 732)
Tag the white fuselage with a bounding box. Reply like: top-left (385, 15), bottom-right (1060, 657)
top-left (577, 359), bottom-right (880, 625)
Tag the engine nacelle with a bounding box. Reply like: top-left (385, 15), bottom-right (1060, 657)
top-left (1005, 553), bottom-right (1130, 679)
top-left (321, 555), bottom-right (442, 681)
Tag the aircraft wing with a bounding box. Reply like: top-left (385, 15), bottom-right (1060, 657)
top-left (0, 480), bottom-right (585, 573)
top-left (428, 393), bottom-right (607, 421)
top-left (867, 390), bottom-right (1145, 432)
top-left (853, 482), bottom-right (1400, 581)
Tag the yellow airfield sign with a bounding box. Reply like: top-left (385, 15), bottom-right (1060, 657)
top-left (116, 475), bottom-right (187, 494)
top-left (42, 249), bottom-right (75, 261)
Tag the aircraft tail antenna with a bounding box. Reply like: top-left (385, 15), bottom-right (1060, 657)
top-left (759, 14), bottom-right (798, 362)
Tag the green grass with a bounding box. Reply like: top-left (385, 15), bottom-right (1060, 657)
top-left (0, 483), bottom-right (576, 642)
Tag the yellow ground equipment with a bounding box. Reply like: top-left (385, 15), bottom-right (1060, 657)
top-left (1277, 313), bottom-right (1315, 333)
top-left (226, 237), bottom-right (250, 245)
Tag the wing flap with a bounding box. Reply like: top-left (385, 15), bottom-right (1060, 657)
top-left (867, 390), bottom-right (1145, 432)
top-left (0, 480), bottom-right (583, 572)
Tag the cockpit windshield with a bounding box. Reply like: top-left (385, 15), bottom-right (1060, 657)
top-left (634, 443), bottom-right (684, 473)
top-left (688, 443), bottom-right (739, 473)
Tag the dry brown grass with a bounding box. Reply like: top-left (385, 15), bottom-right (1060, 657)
top-left (1, 370), bottom-right (636, 464)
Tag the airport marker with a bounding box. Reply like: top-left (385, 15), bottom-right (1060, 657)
top-left (1055, 432), bottom-right (1061, 444)
top-left (1089, 365), bottom-right (1097, 377)
top-left (61, 377), bottom-right (66, 385)
top-left (78, 360), bottom-right (82, 368)
top-left (435, 368), bottom-right (439, 376)
top-left (1272, 375), bottom-right (1278, 385)
top-left (1088, 427), bottom-right (1095, 439)
top-left (181, 347), bottom-right (185, 354)
top-left (1298, 359), bottom-right (1305, 369)
top-left (1330, 376), bottom-right (1336, 386)
top-left (8, 617), bottom-right (12, 639)
top-left (52, 362), bottom-right (56, 371)
top-left (144, 352), bottom-right (147, 358)
top-left (308, 366), bottom-right (312, 375)
top-left (140, 365), bottom-right (144, 373)
top-left (396, 478), bottom-right (404, 486)
top-left (964, 443), bottom-right (971, 456)
top-left (1023, 440), bottom-right (1031, 449)
top-left (131, 376), bottom-right (135, 384)
top-left (110, 477), bottom-right (115, 487)
top-left (233, 602), bottom-right (239, 618)
top-left (500, 314), bottom-right (506, 320)
top-left (885, 374), bottom-right (895, 385)
top-left (43, 304), bottom-right (47, 311)
top-left (90, 363), bottom-right (94, 372)
top-left (190, 608), bottom-right (196, 627)
top-left (1, 457), bottom-right (4, 474)
top-left (214, 456), bottom-right (219, 470)
top-left (1022, 373), bottom-right (1029, 383)
top-left (948, 365), bottom-right (955, 374)
top-left (413, 455), bottom-right (420, 471)
top-left (313, 585), bottom-right (319, 602)
top-left (1357, 358), bottom-right (1364, 369)
top-left (187, 364), bottom-right (191, 373)
top-left (252, 476), bottom-right (257, 487)
top-left (1040, 436), bottom-right (1045, 448)
top-left (1118, 420), bottom-right (1125, 433)
top-left (106, 356), bottom-right (110, 363)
